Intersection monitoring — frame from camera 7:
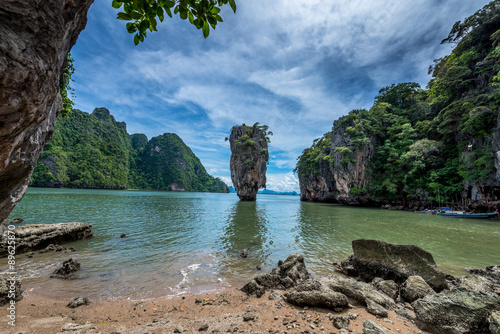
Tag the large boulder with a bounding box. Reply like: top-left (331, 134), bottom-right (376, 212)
top-left (50, 258), bottom-right (81, 279)
top-left (320, 275), bottom-right (395, 310)
top-left (341, 239), bottom-right (449, 292)
top-left (457, 274), bottom-right (500, 296)
top-left (0, 222), bottom-right (93, 257)
top-left (229, 124), bottom-right (269, 201)
top-left (284, 279), bottom-right (349, 310)
top-left (401, 275), bottom-right (435, 303)
top-left (413, 287), bottom-right (500, 334)
top-left (0, 277), bottom-right (22, 306)
top-left (241, 253), bottom-right (309, 297)
top-left (0, 0), bottom-right (94, 238)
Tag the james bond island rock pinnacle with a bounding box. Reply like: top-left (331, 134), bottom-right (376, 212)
top-left (229, 124), bottom-right (271, 201)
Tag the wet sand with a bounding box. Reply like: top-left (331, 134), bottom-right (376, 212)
top-left (0, 288), bottom-right (426, 334)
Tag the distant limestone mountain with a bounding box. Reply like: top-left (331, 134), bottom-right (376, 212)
top-left (30, 108), bottom-right (229, 193)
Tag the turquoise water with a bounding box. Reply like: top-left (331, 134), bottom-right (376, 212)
top-left (1, 188), bottom-right (499, 300)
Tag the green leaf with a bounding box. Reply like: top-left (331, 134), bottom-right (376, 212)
top-left (180, 10), bottom-right (187, 20)
top-left (134, 34), bottom-right (140, 45)
top-left (188, 11), bottom-right (194, 24)
top-left (117, 12), bottom-right (132, 20)
top-left (111, 1), bottom-right (122, 9)
top-left (165, 6), bottom-right (172, 18)
top-left (130, 11), bottom-right (142, 20)
top-left (229, 0), bottom-right (236, 13)
top-left (174, 5), bottom-right (179, 14)
top-left (202, 21), bottom-right (210, 38)
top-left (126, 22), bottom-right (137, 33)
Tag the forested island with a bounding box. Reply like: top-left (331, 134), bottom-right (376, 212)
top-left (30, 107), bottom-right (229, 193)
top-left (295, 3), bottom-right (500, 211)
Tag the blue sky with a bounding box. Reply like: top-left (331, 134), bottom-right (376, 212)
top-left (70, 0), bottom-right (490, 192)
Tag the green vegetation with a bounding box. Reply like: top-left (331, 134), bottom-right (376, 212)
top-left (60, 53), bottom-right (75, 117)
top-left (31, 108), bottom-right (228, 193)
top-left (296, 0), bottom-right (500, 203)
top-left (112, 0), bottom-right (237, 43)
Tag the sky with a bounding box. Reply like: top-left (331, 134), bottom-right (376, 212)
top-left (70, 0), bottom-right (491, 192)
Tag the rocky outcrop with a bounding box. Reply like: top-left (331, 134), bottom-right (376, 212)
top-left (229, 124), bottom-right (269, 201)
top-left (284, 279), bottom-right (349, 310)
top-left (401, 275), bottom-right (435, 303)
top-left (0, 222), bottom-right (93, 257)
top-left (0, 0), bottom-right (95, 238)
top-left (340, 239), bottom-right (449, 292)
top-left (413, 288), bottom-right (500, 334)
top-left (0, 277), bottom-right (22, 306)
top-left (298, 112), bottom-right (376, 204)
top-left (241, 253), bottom-right (310, 297)
top-left (468, 265), bottom-right (500, 285)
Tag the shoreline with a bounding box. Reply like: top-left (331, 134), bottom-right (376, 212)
top-left (0, 286), bottom-right (425, 334)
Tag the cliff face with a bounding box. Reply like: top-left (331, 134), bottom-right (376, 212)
top-left (135, 133), bottom-right (229, 193)
top-left (298, 114), bottom-right (375, 205)
top-left (0, 0), bottom-right (94, 232)
top-left (229, 124), bottom-right (269, 201)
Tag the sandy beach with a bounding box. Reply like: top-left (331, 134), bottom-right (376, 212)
top-left (0, 287), bottom-right (426, 334)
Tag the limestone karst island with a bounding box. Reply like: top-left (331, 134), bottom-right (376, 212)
top-left (1, 0), bottom-right (500, 333)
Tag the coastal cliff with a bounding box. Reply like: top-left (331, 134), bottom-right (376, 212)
top-left (31, 108), bottom-right (229, 193)
top-left (229, 124), bottom-right (270, 201)
top-left (296, 4), bottom-right (500, 210)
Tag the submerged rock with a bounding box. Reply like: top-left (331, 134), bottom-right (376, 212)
top-left (341, 239), bottom-right (449, 292)
top-left (0, 222), bottom-right (93, 257)
top-left (241, 253), bottom-right (310, 297)
top-left (51, 258), bottom-right (81, 280)
top-left (229, 124), bottom-right (270, 201)
top-left (413, 287), bottom-right (500, 334)
top-left (239, 247), bottom-right (250, 258)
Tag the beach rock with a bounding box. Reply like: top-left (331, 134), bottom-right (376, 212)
top-left (243, 313), bottom-right (257, 321)
top-left (268, 290), bottom-right (283, 300)
top-left (321, 275), bottom-right (395, 310)
top-left (39, 243), bottom-right (75, 254)
top-left (51, 258), bottom-right (81, 279)
top-left (284, 279), bottom-right (349, 310)
top-left (401, 275), bottom-right (435, 303)
top-left (173, 326), bottom-right (184, 333)
top-left (0, 276), bottom-right (22, 306)
top-left (341, 239), bottom-right (449, 292)
top-left (395, 305), bottom-right (415, 321)
top-left (413, 287), bottom-right (500, 334)
top-left (119, 233), bottom-right (126, 238)
top-left (362, 319), bottom-right (386, 334)
top-left (241, 253), bottom-right (310, 297)
top-left (366, 298), bottom-right (388, 317)
top-left (62, 323), bottom-right (92, 331)
top-left (457, 274), bottom-right (500, 296)
top-left (332, 315), bottom-right (350, 329)
top-left (67, 296), bottom-right (90, 308)
top-left (229, 124), bottom-right (269, 201)
top-left (239, 248), bottom-right (250, 258)
top-left (198, 324), bottom-right (209, 331)
top-left (0, 223), bottom-right (93, 257)
top-left (0, 0), bottom-right (94, 238)
top-left (490, 311), bottom-right (500, 334)
top-left (468, 265), bottom-right (500, 284)
top-left (373, 279), bottom-right (399, 300)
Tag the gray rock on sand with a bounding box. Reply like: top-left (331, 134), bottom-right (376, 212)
top-left (241, 253), bottom-right (310, 297)
top-left (0, 276), bottom-right (23, 306)
top-left (372, 279), bottom-right (399, 301)
top-left (413, 287), bottom-right (500, 334)
top-left (341, 239), bottom-right (449, 292)
top-left (332, 315), bottom-right (350, 329)
top-left (67, 296), bottom-right (90, 308)
top-left (401, 275), bottom-right (435, 303)
top-left (366, 298), bottom-right (388, 317)
top-left (50, 258), bottom-right (81, 279)
top-left (363, 319), bottom-right (386, 334)
top-left (284, 279), bottom-right (349, 310)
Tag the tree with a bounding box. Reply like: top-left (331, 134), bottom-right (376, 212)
top-left (0, 0), bottom-right (236, 237)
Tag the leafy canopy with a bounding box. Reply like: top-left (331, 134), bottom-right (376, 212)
top-left (112, 0), bottom-right (237, 44)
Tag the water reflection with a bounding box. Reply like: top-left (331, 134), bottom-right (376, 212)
top-left (217, 201), bottom-right (271, 277)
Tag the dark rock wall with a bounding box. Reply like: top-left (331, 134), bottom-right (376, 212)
top-left (0, 0), bottom-right (94, 235)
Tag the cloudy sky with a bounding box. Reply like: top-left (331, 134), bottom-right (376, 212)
top-left (71, 0), bottom-right (490, 192)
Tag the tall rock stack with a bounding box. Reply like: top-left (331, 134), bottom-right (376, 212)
top-left (229, 124), bottom-right (269, 201)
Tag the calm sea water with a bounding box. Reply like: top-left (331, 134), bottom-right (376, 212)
top-left (1, 188), bottom-right (499, 300)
